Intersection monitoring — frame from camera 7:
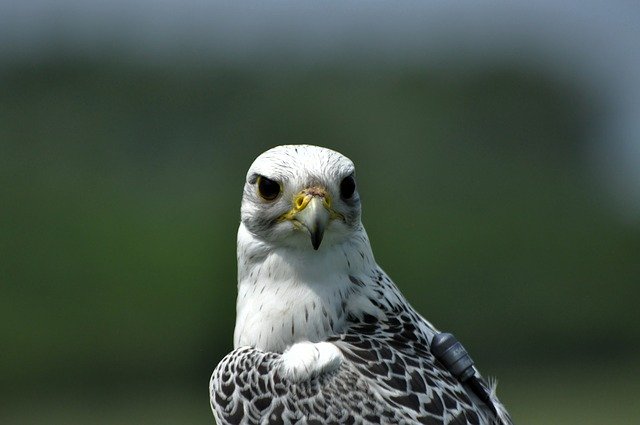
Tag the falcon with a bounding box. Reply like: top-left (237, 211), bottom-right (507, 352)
top-left (210, 145), bottom-right (512, 424)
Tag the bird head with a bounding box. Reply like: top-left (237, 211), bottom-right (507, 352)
top-left (240, 145), bottom-right (362, 251)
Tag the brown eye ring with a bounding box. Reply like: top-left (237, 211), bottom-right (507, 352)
top-left (257, 176), bottom-right (281, 201)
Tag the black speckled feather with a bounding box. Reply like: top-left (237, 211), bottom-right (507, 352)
top-left (211, 297), bottom-right (511, 425)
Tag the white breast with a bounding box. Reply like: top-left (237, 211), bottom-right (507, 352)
top-left (233, 223), bottom-right (376, 352)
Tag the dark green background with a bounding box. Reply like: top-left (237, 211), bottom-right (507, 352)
top-left (2, 58), bottom-right (639, 424)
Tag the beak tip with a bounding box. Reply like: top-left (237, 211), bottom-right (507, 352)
top-left (311, 234), bottom-right (322, 250)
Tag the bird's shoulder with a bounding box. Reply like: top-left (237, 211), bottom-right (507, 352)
top-left (210, 305), bottom-right (496, 425)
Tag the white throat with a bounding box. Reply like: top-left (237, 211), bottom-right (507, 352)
top-left (233, 223), bottom-right (376, 352)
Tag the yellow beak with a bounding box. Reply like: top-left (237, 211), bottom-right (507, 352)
top-left (279, 188), bottom-right (342, 250)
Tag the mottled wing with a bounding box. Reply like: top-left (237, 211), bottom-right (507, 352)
top-left (210, 314), bottom-right (501, 424)
top-left (328, 314), bottom-right (499, 424)
top-left (211, 345), bottom-right (399, 424)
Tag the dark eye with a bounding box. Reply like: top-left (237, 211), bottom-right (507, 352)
top-left (340, 175), bottom-right (356, 199)
top-left (257, 176), bottom-right (281, 201)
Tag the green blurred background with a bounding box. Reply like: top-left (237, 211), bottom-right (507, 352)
top-left (2, 2), bottom-right (639, 424)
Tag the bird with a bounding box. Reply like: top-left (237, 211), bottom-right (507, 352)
top-left (210, 145), bottom-right (512, 425)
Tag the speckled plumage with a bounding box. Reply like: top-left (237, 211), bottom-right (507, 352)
top-left (210, 145), bottom-right (512, 425)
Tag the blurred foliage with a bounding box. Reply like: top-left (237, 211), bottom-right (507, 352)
top-left (1, 58), bottom-right (639, 423)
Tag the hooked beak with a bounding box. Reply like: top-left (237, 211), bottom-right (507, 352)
top-left (279, 187), bottom-right (342, 250)
top-left (297, 196), bottom-right (329, 250)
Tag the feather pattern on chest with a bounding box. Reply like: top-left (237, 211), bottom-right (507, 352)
top-left (234, 223), bottom-right (383, 353)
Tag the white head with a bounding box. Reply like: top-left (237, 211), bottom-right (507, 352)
top-left (235, 145), bottom-right (377, 351)
top-left (240, 145), bottom-right (362, 251)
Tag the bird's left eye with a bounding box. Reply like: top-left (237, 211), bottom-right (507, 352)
top-left (257, 176), bottom-right (281, 201)
top-left (340, 175), bottom-right (356, 199)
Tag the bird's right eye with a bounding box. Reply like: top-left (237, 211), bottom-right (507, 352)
top-left (257, 176), bottom-right (281, 201)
